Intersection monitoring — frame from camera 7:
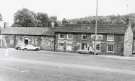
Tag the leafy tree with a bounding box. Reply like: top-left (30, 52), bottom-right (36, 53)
top-left (50, 16), bottom-right (57, 22)
top-left (12, 8), bottom-right (58, 27)
top-left (68, 14), bottom-right (135, 25)
top-left (49, 16), bottom-right (58, 27)
top-left (36, 12), bottom-right (49, 27)
top-left (0, 14), bottom-right (2, 21)
top-left (62, 18), bottom-right (69, 25)
top-left (13, 8), bottom-right (37, 27)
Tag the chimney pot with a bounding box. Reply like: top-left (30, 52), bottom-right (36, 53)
top-left (51, 22), bottom-right (55, 28)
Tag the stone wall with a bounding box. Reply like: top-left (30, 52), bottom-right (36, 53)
top-left (40, 36), bottom-right (54, 51)
top-left (55, 33), bottom-right (124, 55)
top-left (1, 35), bottom-right (15, 48)
top-left (2, 35), bottom-right (54, 51)
top-left (124, 24), bottom-right (133, 56)
top-left (15, 35), bottom-right (41, 46)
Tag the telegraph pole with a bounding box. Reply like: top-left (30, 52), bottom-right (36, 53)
top-left (126, 0), bottom-right (130, 24)
top-left (94, 0), bottom-right (98, 55)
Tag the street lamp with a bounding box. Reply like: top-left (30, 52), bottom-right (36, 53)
top-left (94, 0), bottom-right (98, 55)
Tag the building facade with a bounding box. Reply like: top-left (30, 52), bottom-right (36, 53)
top-left (54, 24), bottom-right (126, 56)
top-left (1, 27), bottom-right (55, 51)
top-left (1, 24), bottom-right (135, 56)
top-left (55, 32), bottom-right (124, 55)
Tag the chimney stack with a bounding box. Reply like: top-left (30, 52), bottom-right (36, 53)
top-left (4, 22), bottom-right (7, 28)
top-left (51, 21), bottom-right (55, 28)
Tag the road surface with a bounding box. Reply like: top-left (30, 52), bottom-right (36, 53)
top-left (0, 49), bottom-right (135, 81)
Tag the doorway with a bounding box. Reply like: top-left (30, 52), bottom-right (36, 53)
top-left (93, 41), bottom-right (101, 52)
top-left (81, 43), bottom-right (87, 50)
top-left (24, 38), bottom-right (29, 45)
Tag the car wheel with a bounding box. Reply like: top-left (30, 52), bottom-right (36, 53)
top-left (89, 51), bottom-right (94, 55)
top-left (36, 48), bottom-right (40, 51)
top-left (16, 47), bottom-right (21, 50)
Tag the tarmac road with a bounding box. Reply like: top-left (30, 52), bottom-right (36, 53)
top-left (0, 49), bottom-right (135, 81)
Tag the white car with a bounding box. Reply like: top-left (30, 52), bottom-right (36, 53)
top-left (16, 45), bottom-right (40, 51)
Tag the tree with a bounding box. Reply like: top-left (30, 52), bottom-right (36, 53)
top-left (50, 16), bottom-right (57, 22)
top-left (49, 16), bottom-right (58, 27)
top-left (0, 14), bottom-right (2, 21)
top-left (62, 18), bottom-right (68, 25)
top-left (36, 12), bottom-right (49, 27)
top-left (12, 8), bottom-right (56, 27)
top-left (0, 14), bottom-right (4, 27)
top-left (13, 8), bottom-right (37, 27)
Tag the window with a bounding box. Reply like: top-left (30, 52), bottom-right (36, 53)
top-left (59, 43), bottom-right (64, 46)
top-left (91, 34), bottom-right (103, 40)
top-left (67, 34), bottom-right (72, 39)
top-left (59, 34), bottom-right (65, 39)
top-left (92, 41), bottom-right (101, 52)
top-left (82, 34), bottom-right (87, 39)
top-left (107, 35), bottom-right (114, 41)
top-left (66, 45), bottom-right (72, 51)
top-left (81, 43), bottom-right (87, 50)
top-left (97, 35), bottom-right (103, 40)
top-left (107, 44), bottom-right (114, 52)
top-left (58, 43), bottom-right (65, 50)
top-left (96, 44), bottom-right (101, 51)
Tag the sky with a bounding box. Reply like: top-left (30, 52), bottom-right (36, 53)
top-left (0, 0), bottom-right (135, 25)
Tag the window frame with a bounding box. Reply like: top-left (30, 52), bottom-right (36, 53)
top-left (107, 35), bottom-right (114, 41)
top-left (67, 34), bottom-right (73, 39)
top-left (81, 43), bottom-right (88, 50)
top-left (96, 43), bottom-right (101, 51)
top-left (91, 34), bottom-right (103, 40)
top-left (59, 43), bottom-right (64, 46)
top-left (107, 44), bottom-right (114, 52)
top-left (58, 34), bottom-right (65, 39)
top-left (82, 34), bottom-right (87, 40)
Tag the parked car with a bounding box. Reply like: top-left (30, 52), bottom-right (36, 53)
top-left (15, 44), bottom-right (40, 51)
top-left (77, 47), bottom-right (95, 54)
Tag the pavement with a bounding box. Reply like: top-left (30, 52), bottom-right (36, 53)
top-left (99, 55), bottom-right (135, 60)
top-left (1, 48), bottom-right (135, 60)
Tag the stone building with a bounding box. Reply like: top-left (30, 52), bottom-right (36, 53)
top-left (1, 24), bottom-right (135, 56)
top-left (1, 27), bottom-right (54, 51)
top-left (53, 24), bottom-right (131, 56)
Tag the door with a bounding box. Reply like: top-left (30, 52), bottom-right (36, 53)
top-left (24, 39), bottom-right (28, 45)
top-left (93, 41), bottom-right (101, 52)
top-left (81, 43), bottom-right (87, 50)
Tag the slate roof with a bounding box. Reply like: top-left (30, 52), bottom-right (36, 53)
top-left (1, 27), bottom-right (54, 36)
top-left (1, 24), bottom-right (127, 36)
top-left (53, 24), bottom-right (127, 34)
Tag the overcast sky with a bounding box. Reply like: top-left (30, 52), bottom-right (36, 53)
top-left (0, 0), bottom-right (135, 25)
